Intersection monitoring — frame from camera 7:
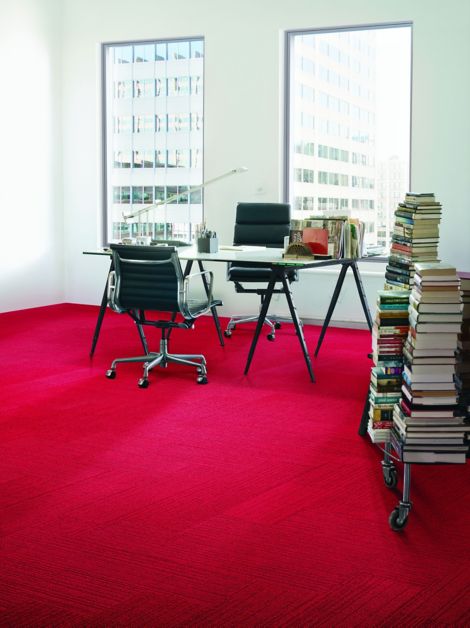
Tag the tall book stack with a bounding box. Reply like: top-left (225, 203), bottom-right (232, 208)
top-left (391, 262), bottom-right (470, 463)
top-left (367, 192), bottom-right (442, 444)
top-left (456, 271), bottom-right (470, 421)
top-left (386, 192), bottom-right (441, 291)
top-left (367, 290), bottom-right (410, 442)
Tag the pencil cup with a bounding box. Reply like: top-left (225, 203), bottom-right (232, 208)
top-left (197, 237), bottom-right (218, 253)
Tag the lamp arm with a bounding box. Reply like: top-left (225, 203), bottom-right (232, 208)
top-left (122, 167), bottom-right (248, 222)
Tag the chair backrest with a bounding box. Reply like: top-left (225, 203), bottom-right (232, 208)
top-left (110, 244), bottom-right (182, 312)
top-left (233, 202), bottom-right (291, 248)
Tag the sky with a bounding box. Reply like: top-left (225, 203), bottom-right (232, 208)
top-left (373, 26), bottom-right (412, 163)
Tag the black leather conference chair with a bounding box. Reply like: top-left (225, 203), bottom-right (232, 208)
top-left (105, 244), bottom-right (214, 388)
top-left (224, 202), bottom-right (298, 341)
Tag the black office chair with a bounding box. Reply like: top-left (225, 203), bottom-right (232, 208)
top-left (224, 202), bottom-right (298, 341)
top-left (105, 244), bottom-right (214, 388)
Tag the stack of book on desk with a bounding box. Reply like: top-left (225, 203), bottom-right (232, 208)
top-left (456, 271), bottom-right (470, 420)
top-left (386, 192), bottom-right (441, 290)
top-left (390, 262), bottom-right (470, 463)
top-left (367, 290), bottom-right (410, 443)
top-left (289, 217), bottom-right (364, 259)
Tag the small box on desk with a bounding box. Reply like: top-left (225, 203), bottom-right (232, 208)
top-left (197, 237), bottom-right (219, 253)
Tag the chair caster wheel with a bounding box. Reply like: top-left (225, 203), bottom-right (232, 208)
top-left (267, 333), bottom-right (275, 341)
top-left (106, 369), bottom-right (116, 379)
top-left (138, 378), bottom-right (149, 388)
top-left (197, 376), bottom-right (208, 384)
top-left (224, 330), bottom-right (232, 338)
top-left (274, 322), bottom-right (281, 330)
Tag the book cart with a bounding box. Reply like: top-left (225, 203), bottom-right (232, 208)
top-left (381, 440), bottom-right (415, 531)
top-left (359, 394), bottom-right (469, 532)
top-left (358, 193), bottom-right (470, 531)
top-left (358, 400), bottom-right (413, 531)
top-left (358, 263), bottom-right (470, 532)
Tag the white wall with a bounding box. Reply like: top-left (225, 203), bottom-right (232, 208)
top-left (9, 0), bottom-right (470, 321)
top-left (0, 0), bottom-right (63, 313)
top-left (61, 0), bottom-right (470, 324)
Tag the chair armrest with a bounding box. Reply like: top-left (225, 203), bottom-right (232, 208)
top-left (107, 270), bottom-right (125, 313)
top-left (180, 270), bottom-right (214, 318)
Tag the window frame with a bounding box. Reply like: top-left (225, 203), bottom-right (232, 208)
top-left (283, 21), bottom-right (413, 261)
top-left (100, 36), bottom-right (204, 246)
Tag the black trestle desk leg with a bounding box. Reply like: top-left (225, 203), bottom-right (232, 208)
top-left (314, 262), bottom-right (349, 357)
top-left (350, 260), bottom-right (373, 331)
top-left (244, 272), bottom-right (277, 375)
top-left (281, 272), bottom-right (315, 383)
top-left (90, 260), bottom-right (113, 358)
top-left (197, 260), bottom-right (224, 347)
top-left (135, 311), bottom-right (149, 354)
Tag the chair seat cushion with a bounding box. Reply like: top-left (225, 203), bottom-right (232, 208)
top-left (187, 298), bottom-right (218, 317)
top-left (228, 264), bottom-right (298, 282)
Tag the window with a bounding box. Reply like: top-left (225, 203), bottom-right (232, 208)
top-left (102, 37), bottom-right (204, 243)
top-left (285, 24), bottom-right (412, 253)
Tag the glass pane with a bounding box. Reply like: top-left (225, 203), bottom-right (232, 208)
top-left (288, 26), bottom-right (411, 254)
top-left (114, 46), bottom-right (133, 64)
top-left (104, 37), bottom-right (204, 243)
top-left (134, 43), bottom-right (155, 63)
top-left (191, 40), bottom-right (204, 58)
top-left (156, 43), bottom-right (167, 61)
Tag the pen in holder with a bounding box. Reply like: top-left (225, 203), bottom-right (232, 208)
top-left (197, 235), bottom-right (219, 253)
top-left (196, 225), bottom-right (218, 253)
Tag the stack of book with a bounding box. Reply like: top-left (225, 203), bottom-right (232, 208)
top-left (368, 290), bottom-right (410, 442)
top-left (456, 271), bottom-right (470, 420)
top-left (386, 192), bottom-right (441, 290)
top-left (289, 217), bottom-right (365, 259)
top-left (391, 262), bottom-right (470, 463)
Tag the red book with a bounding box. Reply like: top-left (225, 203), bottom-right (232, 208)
top-left (302, 228), bottom-right (328, 255)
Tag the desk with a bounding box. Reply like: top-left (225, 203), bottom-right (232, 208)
top-left (84, 246), bottom-right (373, 382)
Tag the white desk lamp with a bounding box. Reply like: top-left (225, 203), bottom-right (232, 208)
top-left (122, 167), bottom-right (248, 236)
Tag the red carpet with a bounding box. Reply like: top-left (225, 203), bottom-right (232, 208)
top-left (1, 303), bottom-right (470, 626)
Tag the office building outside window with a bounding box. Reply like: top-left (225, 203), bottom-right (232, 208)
top-left (102, 38), bottom-right (204, 243)
top-left (285, 24), bottom-right (411, 253)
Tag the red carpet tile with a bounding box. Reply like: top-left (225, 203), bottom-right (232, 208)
top-left (1, 303), bottom-right (470, 626)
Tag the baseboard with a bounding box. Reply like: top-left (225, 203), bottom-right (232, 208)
top-left (301, 317), bottom-right (370, 330)
top-left (203, 311), bottom-right (369, 331)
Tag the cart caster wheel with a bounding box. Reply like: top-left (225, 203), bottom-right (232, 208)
top-left (389, 507), bottom-right (408, 531)
top-left (224, 330), bottom-right (232, 338)
top-left (106, 369), bottom-right (116, 379)
top-left (267, 333), bottom-right (275, 341)
top-left (274, 322), bottom-right (282, 330)
top-left (138, 378), bottom-right (149, 388)
top-left (197, 376), bottom-right (208, 384)
top-left (383, 466), bottom-right (398, 489)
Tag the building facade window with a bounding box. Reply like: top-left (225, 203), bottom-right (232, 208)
top-left (285, 24), bottom-right (411, 253)
top-left (102, 37), bottom-right (204, 243)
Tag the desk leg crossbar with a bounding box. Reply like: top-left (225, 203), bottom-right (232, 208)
top-left (315, 260), bottom-right (373, 358)
top-left (244, 268), bottom-right (315, 383)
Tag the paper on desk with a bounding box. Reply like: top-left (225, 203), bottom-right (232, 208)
top-left (219, 245), bottom-right (267, 251)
